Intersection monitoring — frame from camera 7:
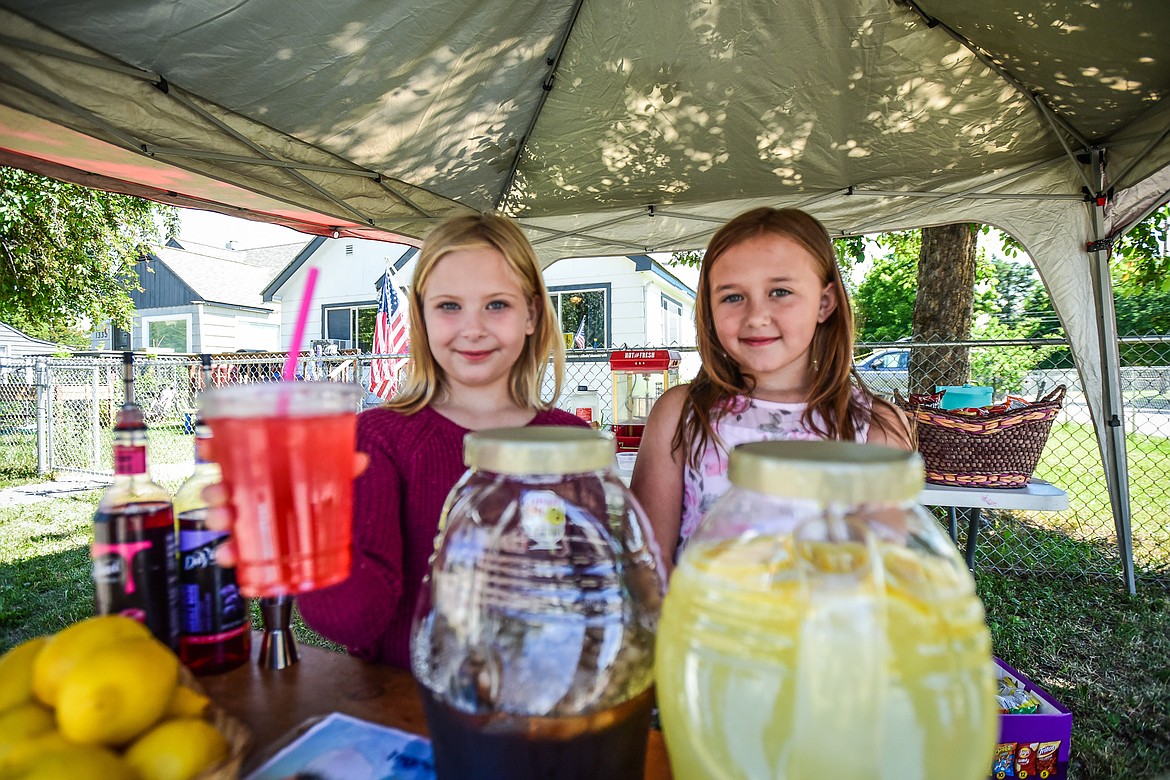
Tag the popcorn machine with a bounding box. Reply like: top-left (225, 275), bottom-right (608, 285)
top-left (609, 349), bottom-right (682, 451)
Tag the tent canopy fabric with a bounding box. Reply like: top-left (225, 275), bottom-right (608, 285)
top-left (1, 0), bottom-right (1166, 248)
top-left (1, 0), bottom-right (1167, 584)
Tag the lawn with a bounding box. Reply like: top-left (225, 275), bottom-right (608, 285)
top-left (1, 483), bottom-right (1167, 778)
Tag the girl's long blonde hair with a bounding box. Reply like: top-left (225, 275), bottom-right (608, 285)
top-left (388, 214), bottom-right (564, 414)
top-left (676, 207), bottom-right (890, 466)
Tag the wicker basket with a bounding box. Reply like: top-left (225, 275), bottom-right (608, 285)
top-left (180, 666), bottom-right (251, 780)
top-left (896, 385), bottom-right (1066, 488)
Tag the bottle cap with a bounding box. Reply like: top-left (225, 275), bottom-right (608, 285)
top-left (578, 385), bottom-right (589, 392)
top-left (727, 440), bottom-right (924, 504)
top-left (464, 427), bottom-right (615, 475)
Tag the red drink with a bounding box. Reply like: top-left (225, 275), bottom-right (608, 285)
top-left (419, 686), bottom-right (654, 780)
top-left (202, 382), bottom-right (361, 597)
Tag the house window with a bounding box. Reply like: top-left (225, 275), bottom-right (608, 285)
top-left (323, 304), bottom-right (377, 351)
top-left (661, 294), bottom-right (683, 346)
top-left (549, 286), bottom-right (609, 350)
top-left (142, 315), bottom-right (191, 353)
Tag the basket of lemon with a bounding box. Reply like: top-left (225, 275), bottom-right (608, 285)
top-left (0, 614), bottom-right (248, 779)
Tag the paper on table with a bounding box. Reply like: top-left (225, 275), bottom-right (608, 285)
top-left (245, 712), bottom-right (434, 780)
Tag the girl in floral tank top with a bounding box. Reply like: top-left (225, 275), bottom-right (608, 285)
top-left (631, 208), bottom-right (912, 571)
top-left (679, 392), bottom-right (872, 544)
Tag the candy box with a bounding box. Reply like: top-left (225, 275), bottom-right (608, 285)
top-left (991, 658), bottom-right (1072, 780)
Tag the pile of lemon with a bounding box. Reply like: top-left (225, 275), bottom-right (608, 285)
top-left (0, 615), bottom-right (232, 780)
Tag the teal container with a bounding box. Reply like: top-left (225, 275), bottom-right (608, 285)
top-left (936, 385), bottom-right (993, 410)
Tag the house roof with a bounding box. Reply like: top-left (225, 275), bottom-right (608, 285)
top-left (629, 255), bottom-right (696, 300)
top-left (262, 239), bottom-right (415, 301)
top-left (153, 243), bottom-right (301, 309)
top-left (0, 320), bottom-right (62, 348)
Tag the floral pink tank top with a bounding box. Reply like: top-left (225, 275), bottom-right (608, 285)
top-left (679, 393), bottom-right (871, 548)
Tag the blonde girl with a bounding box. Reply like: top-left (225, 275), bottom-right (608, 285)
top-left (292, 213), bottom-right (589, 667)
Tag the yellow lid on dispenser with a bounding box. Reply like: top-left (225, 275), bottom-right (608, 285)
top-left (463, 427), bottom-right (616, 476)
top-left (727, 440), bottom-right (924, 504)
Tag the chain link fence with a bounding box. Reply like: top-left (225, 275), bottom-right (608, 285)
top-left (2, 338), bottom-right (1167, 585)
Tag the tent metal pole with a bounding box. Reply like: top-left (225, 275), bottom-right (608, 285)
top-left (1035, 101), bottom-right (1096, 194)
top-left (898, 0), bottom-right (1091, 150)
top-left (144, 146), bottom-right (382, 178)
top-left (850, 189), bottom-right (1082, 201)
top-left (163, 90), bottom-right (381, 225)
top-left (849, 155), bottom-right (1072, 234)
top-left (495, 0), bottom-right (588, 213)
top-left (1109, 123), bottom-right (1170, 192)
top-left (1088, 147), bottom-right (1136, 594)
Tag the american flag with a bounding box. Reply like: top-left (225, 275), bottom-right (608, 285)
top-left (368, 278), bottom-right (409, 400)
top-left (572, 316), bottom-right (586, 349)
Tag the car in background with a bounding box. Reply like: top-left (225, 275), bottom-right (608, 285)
top-left (855, 348), bottom-right (909, 397)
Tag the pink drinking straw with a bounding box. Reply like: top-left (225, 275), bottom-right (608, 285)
top-left (282, 266), bottom-right (319, 382)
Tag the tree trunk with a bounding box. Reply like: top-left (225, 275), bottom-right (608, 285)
top-left (909, 224), bottom-right (978, 393)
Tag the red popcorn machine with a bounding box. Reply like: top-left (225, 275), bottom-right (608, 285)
top-left (609, 349), bottom-right (682, 451)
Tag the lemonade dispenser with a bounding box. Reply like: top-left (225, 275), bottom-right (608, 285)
top-left (656, 440), bottom-right (998, 780)
top-left (608, 349), bottom-right (681, 451)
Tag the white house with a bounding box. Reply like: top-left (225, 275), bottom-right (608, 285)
top-left (542, 254), bottom-right (697, 352)
top-left (90, 239), bottom-right (297, 354)
top-left (263, 238), bottom-right (696, 355)
top-left (0, 322), bottom-right (64, 380)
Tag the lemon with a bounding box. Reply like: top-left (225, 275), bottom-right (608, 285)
top-left (165, 685), bottom-right (210, 719)
top-left (32, 615), bottom-right (151, 707)
top-left (0, 741), bottom-right (138, 780)
top-left (125, 717), bottom-right (229, 780)
top-left (55, 637), bottom-right (179, 747)
top-left (0, 702), bottom-right (56, 756)
top-left (0, 731), bottom-right (71, 771)
top-left (0, 637), bottom-right (47, 714)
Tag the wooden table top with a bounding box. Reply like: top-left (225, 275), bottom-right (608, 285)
top-left (201, 634), bottom-right (671, 778)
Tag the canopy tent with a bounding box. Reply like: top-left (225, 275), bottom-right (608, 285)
top-left (1, 0), bottom-right (1167, 588)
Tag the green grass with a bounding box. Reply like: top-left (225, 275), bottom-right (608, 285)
top-left (979, 573), bottom-right (1170, 780)
top-left (0, 488), bottom-right (338, 654)
top-left (2, 483), bottom-right (1168, 778)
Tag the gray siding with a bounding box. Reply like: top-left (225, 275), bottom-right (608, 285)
top-left (131, 256), bottom-right (198, 309)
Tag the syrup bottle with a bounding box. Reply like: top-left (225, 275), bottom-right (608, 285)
top-left (172, 354), bottom-right (251, 673)
top-left (92, 351), bottom-right (180, 649)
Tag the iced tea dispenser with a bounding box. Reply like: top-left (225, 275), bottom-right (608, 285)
top-left (609, 349), bottom-right (681, 451)
top-left (411, 427), bottom-right (666, 780)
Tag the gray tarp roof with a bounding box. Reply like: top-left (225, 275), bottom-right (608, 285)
top-left (0, 0), bottom-right (1167, 587)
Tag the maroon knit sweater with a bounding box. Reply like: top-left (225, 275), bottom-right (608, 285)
top-left (296, 404), bottom-right (588, 669)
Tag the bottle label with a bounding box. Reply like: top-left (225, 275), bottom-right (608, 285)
top-left (177, 509), bottom-right (248, 636)
top-left (113, 444), bottom-right (147, 475)
top-left (93, 503), bottom-right (179, 648)
top-left (519, 490), bottom-right (567, 550)
top-left (573, 406), bottom-right (594, 423)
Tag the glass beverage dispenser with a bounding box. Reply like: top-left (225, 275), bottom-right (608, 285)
top-left (608, 349), bottom-right (681, 451)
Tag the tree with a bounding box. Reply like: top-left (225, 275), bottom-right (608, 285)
top-left (852, 232), bottom-right (919, 343)
top-left (1112, 204), bottom-right (1170, 293)
top-left (910, 224), bottom-right (978, 393)
top-left (0, 167), bottom-right (177, 345)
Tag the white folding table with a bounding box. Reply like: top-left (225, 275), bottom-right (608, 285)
top-left (615, 458), bottom-right (1069, 571)
top-left (918, 480), bottom-right (1069, 570)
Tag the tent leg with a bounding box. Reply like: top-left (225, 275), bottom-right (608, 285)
top-left (1089, 148), bottom-right (1136, 595)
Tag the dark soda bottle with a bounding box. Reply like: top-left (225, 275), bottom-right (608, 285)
top-left (92, 352), bottom-right (180, 649)
top-left (172, 389), bottom-right (251, 674)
